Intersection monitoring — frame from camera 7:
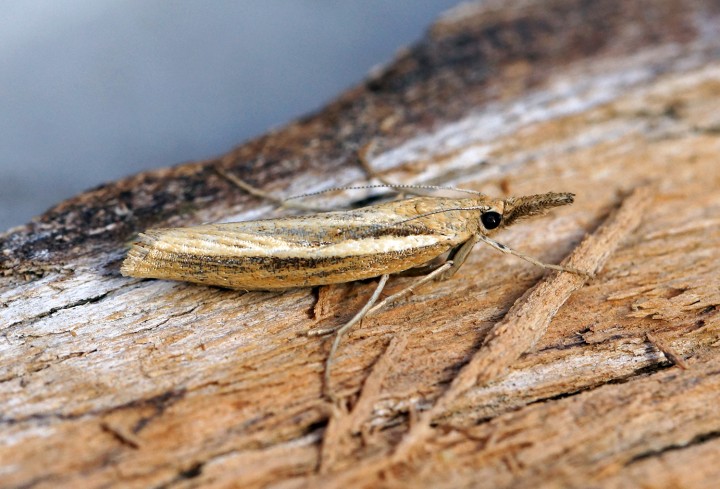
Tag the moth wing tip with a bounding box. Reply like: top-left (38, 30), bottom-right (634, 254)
top-left (120, 232), bottom-right (159, 277)
top-left (120, 246), bottom-right (146, 277)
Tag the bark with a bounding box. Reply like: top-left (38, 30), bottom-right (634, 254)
top-left (2, 1), bottom-right (720, 488)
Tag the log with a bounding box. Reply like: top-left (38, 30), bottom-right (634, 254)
top-left (2, 1), bottom-right (720, 487)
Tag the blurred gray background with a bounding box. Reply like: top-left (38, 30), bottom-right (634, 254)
top-left (0, 1), bottom-right (461, 232)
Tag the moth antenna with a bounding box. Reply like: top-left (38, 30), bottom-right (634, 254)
top-left (284, 184), bottom-right (485, 201)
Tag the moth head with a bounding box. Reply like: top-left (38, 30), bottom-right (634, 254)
top-left (494, 192), bottom-right (575, 229)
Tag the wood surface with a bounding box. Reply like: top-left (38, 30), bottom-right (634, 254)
top-left (2, 1), bottom-right (720, 488)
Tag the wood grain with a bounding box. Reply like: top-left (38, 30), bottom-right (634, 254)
top-left (2, 1), bottom-right (720, 487)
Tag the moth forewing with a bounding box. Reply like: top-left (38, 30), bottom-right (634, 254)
top-left (121, 196), bottom-right (495, 290)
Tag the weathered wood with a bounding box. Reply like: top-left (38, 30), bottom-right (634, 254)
top-left (2, 1), bottom-right (720, 488)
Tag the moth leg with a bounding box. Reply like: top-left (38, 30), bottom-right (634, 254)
top-left (358, 141), bottom-right (397, 189)
top-left (366, 261), bottom-right (454, 317)
top-left (358, 141), bottom-right (440, 198)
top-left (319, 274), bottom-right (391, 401)
top-left (436, 235), bottom-right (480, 281)
top-left (396, 255), bottom-right (448, 277)
top-left (476, 234), bottom-right (591, 276)
top-left (214, 166), bottom-right (327, 212)
top-left (363, 237), bottom-right (479, 317)
top-left (396, 237), bottom-right (478, 280)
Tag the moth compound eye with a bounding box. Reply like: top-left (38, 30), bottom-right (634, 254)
top-left (481, 211), bottom-right (502, 230)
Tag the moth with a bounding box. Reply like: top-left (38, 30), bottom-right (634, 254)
top-left (121, 192), bottom-right (577, 289)
top-left (121, 190), bottom-right (581, 399)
